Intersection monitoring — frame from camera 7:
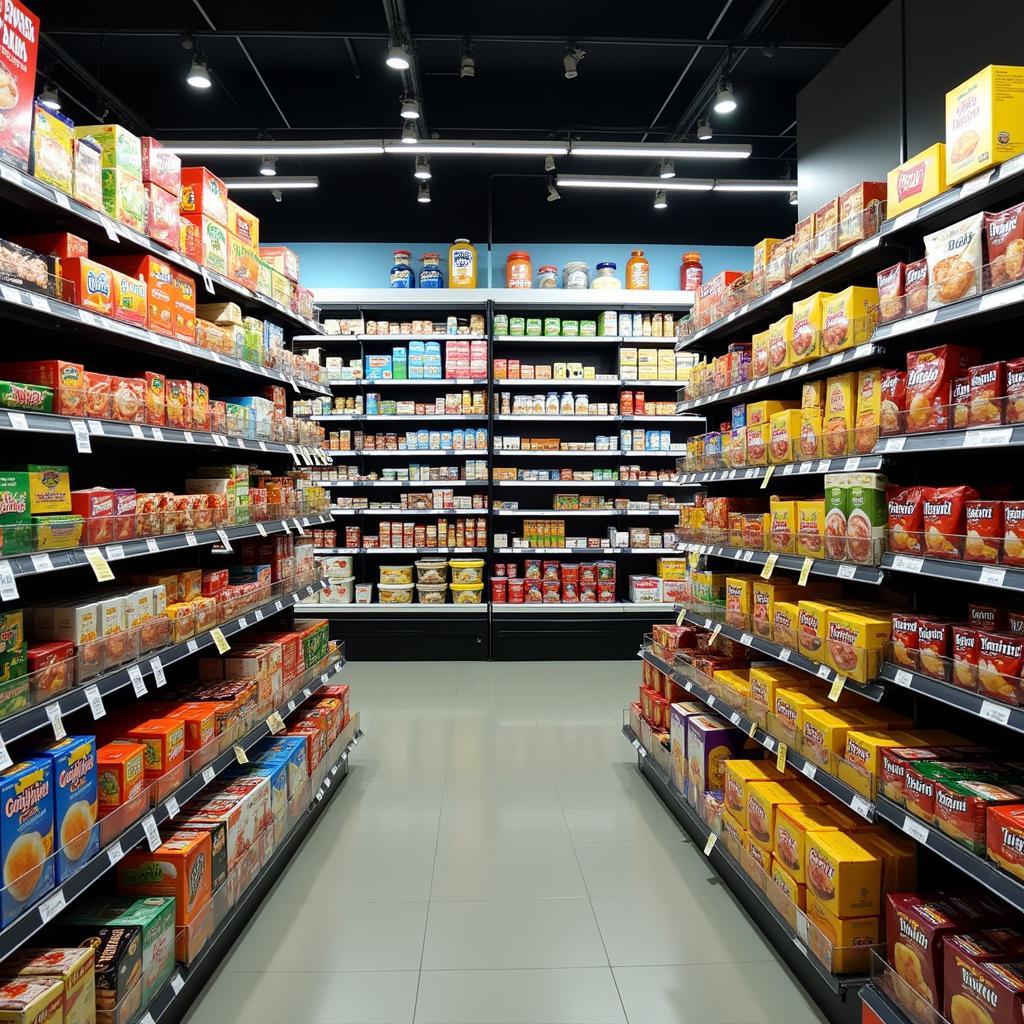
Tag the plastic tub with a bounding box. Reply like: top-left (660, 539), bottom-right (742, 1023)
top-left (449, 558), bottom-right (485, 584)
top-left (450, 582), bottom-right (484, 604)
top-left (324, 576), bottom-right (355, 604)
top-left (379, 583), bottom-right (414, 604)
top-left (416, 582), bottom-right (448, 604)
top-left (355, 584), bottom-right (373, 604)
top-left (415, 558), bottom-right (448, 584)
top-left (379, 565), bottom-right (413, 585)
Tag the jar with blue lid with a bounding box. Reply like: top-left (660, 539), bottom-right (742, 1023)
top-left (390, 250), bottom-right (415, 288)
top-left (419, 253), bottom-right (444, 288)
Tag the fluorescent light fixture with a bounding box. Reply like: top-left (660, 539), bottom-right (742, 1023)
top-left (38, 86), bottom-right (60, 111)
top-left (162, 140), bottom-right (384, 156)
top-left (569, 141), bottom-right (750, 159)
top-left (414, 155), bottom-right (431, 180)
top-left (653, 190), bottom-right (668, 209)
top-left (697, 118), bottom-right (712, 141)
top-left (384, 139), bottom-right (570, 155)
top-left (659, 159), bottom-right (675, 179)
top-left (400, 97), bottom-right (421, 120)
top-left (556, 174), bottom-right (713, 192)
top-left (401, 122), bottom-right (418, 144)
top-left (713, 79), bottom-right (737, 114)
top-left (259, 156), bottom-right (277, 176)
top-left (417, 181), bottom-right (431, 203)
top-left (386, 43), bottom-right (411, 70)
top-left (220, 176), bottom-right (319, 189)
top-left (714, 179), bottom-right (797, 192)
top-left (789, 190), bottom-right (799, 205)
top-left (187, 57), bottom-right (212, 89)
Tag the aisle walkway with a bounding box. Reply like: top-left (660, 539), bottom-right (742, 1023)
top-left (185, 661), bottom-right (825, 1024)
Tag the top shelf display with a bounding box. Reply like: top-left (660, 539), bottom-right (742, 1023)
top-left (313, 287), bottom-right (696, 311)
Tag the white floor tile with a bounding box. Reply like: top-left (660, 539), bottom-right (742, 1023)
top-left (430, 847), bottom-right (588, 900)
top-left (436, 807), bottom-right (573, 849)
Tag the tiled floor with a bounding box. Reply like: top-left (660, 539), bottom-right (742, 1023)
top-left (184, 661), bottom-right (827, 1024)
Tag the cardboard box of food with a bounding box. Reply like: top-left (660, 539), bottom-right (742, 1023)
top-left (887, 144), bottom-right (947, 219)
top-left (0, 759), bottom-right (54, 926)
top-left (946, 65), bottom-right (1024, 185)
top-left (805, 830), bottom-right (881, 918)
top-left (5, 947), bottom-right (94, 1024)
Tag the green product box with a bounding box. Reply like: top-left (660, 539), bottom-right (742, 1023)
top-left (561, 320), bottom-right (579, 337)
top-left (257, 258), bottom-right (273, 297)
top-left (0, 646), bottom-right (27, 685)
top-left (525, 318), bottom-right (542, 336)
top-left (0, 673), bottom-right (30, 719)
top-left (0, 611), bottom-right (23, 655)
top-left (823, 472), bottom-right (848, 561)
top-left (543, 317), bottom-right (561, 337)
top-left (846, 471), bottom-right (888, 566)
top-left (493, 314), bottom-right (509, 335)
top-left (0, 381), bottom-right (52, 413)
top-left (579, 320), bottom-right (597, 336)
top-left (597, 311), bottom-right (618, 337)
top-left (296, 618), bottom-right (330, 669)
top-left (0, 473), bottom-right (29, 525)
top-left (508, 317), bottom-right (525, 336)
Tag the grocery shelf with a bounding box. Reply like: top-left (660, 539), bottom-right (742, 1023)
top-left (333, 377), bottom-right (487, 387)
top-left (495, 378), bottom-right (683, 388)
top-left (494, 602), bottom-right (675, 613)
top-left (146, 718), bottom-right (362, 1024)
top-left (328, 448), bottom-right (486, 457)
top-left (493, 479), bottom-right (696, 487)
top-left (493, 334), bottom-right (676, 345)
top-left (495, 450), bottom-right (683, 459)
top-left (677, 343), bottom-right (883, 412)
top-left (318, 602), bottom-right (485, 613)
top-left (0, 279), bottom-right (330, 395)
top-left (875, 424), bottom-right (1024, 455)
top-left (349, 333), bottom-right (487, 341)
top-left (492, 508), bottom-right (682, 517)
top-left (310, 414), bottom-right (489, 422)
top-left (0, 161), bottom-right (323, 334)
top-left (872, 281), bottom-right (1024, 342)
top-left (493, 546), bottom-right (678, 554)
top-left (0, 512), bottom-right (333, 591)
top-left (859, 983), bottom-right (911, 1024)
top-left (314, 546), bottom-right (486, 554)
top-left (0, 578), bottom-right (327, 745)
top-left (880, 552), bottom-right (1022, 592)
top-left (331, 507), bottom-right (487, 516)
top-left (623, 722), bottom-right (868, 1010)
top-left (493, 415), bottom-right (703, 424)
top-left (326, 479), bottom-right (487, 488)
top-left (874, 794), bottom-right (1024, 916)
top-left (675, 541), bottom-right (885, 585)
top-left (880, 661), bottom-right (1024, 734)
top-left (315, 288), bottom-right (693, 309)
top-left (0, 654), bottom-right (347, 965)
top-left (677, 455), bottom-right (884, 484)
top-left (641, 645), bottom-right (875, 819)
top-left (676, 608), bottom-right (885, 700)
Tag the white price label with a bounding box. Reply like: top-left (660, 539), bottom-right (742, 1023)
top-left (216, 529), bottom-right (233, 552)
top-left (237, 616), bottom-right (248, 629)
top-left (801, 762), bottom-right (817, 781)
top-left (323, 776), bottom-right (331, 788)
top-left (0, 284), bottom-right (21, 304)
top-left (883, 435), bottom-right (906, 452)
top-left (902, 815), bottom-right (930, 844)
top-left (7, 411), bottom-right (27, 431)
top-left (185, 532), bottom-right (198, 547)
top-left (964, 427), bottom-right (1013, 447)
top-left (844, 457), bottom-right (861, 471)
top-left (105, 544), bottom-right (124, 561)
top-left (29, 292), bottom-right (51, 313)
top-left (980, 700), bottom-right (1012, 725)
top-left (170, 974), bottom-right (184, 996)
top-left (84, 684), bottom-right (105, 719)
top-left (266, 711), bottom-right (286, 734)
top-left (706, 695), bottom-right (716, 707)
top-left (186, 639), bottom-right (199, 654)
top-left (281, 519), bottom-right (292, 534)
top-left (303, 688), bottom-right (312, 699)
top-left (815, 460), bottom-right (829, 473)
top-left (202, 268), bottom-right (214, 292)
top-left (164, 796), bottom-right (179, 820)
top-left (894, 668), bottom-right (914, 687)
top-left (960, 169), bottom-right (993, 196)
top-left (891, 555), bottom-right (923, 573)
top-left (182, 431), bottom-right (194, 444)
top-left (316, 788), bottom-right (324, 802)
top-left (256, 522), bottom-right (268, 537)
top-left (851, 795), bottom-right (873, 819)
top-left (88, 419), bottom-right (104, 435)
top-left (30, 553), bottom-right (53, 574)
top-left (0, 561), bottom-right (17, 601)
top-left (140, 1013), bottom-right (155, 1024)
top-left (128, 665), bottom-right (147, 697)
top-left (1002, 152), bottom-right (1024, 178)
top-left (254, 608), bottom-right (264, 621)
top-left (71, 419), bottom-right (92, 453)
top-left (107, 841), bottom-right (124, 866)
top-left (778, 649), bottom-right (791, 663)
top-left (274, 600), bottom-right (284, 612)
top-left (729, 712), bottom-right (741, 726)
top-left (740, 634), bottom-right (753, 646)
top-left (836, 564), bottom-right (857, 580)
top-left (100, 217), bottom-right (120, 242)
top-left (129, 424), bottom-right (144, 440)
top-left (287, 700), bottom-right (296, 713)
top-left (817, 664), bottom-right (831, 679)
top-left (46, 703), bottom-right (65, 740)
top-left (293, 518), bottom-right (306, 536)
top-left (0, 736), bottom-right (11, 772)
top-left (979, 566), bottom-right (1007, 587)
top-left (145, 539), bottom-right (159, 554)
top-left (84, 547), bottom-right (114, 582)
top-left (142, 814), bottom-right (161, 851)
top-left (795, 912), bottom-right (810, 945)
top-left (202, 766), bottom-right (216, 785)
top-left (38, 888), bottom-right (65, 924)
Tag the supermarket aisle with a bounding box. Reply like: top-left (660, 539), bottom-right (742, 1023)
top-left (184, 661), bottom-right (825, 1024)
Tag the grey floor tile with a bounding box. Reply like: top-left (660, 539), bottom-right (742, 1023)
top-left (430, 847), bottom-right (588, 900)
top-left (575, 844), bottom-right (722, 899)
top-left (562, 806), bottom-right (688, 847)
top-left (436, 807), bottom-right (573, 849)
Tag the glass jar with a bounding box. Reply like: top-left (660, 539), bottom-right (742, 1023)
top-left (537, 265), bottom-right (558, 288)
top-left (560, 392), bottom-right (574, 415)
top-left (418, 253), bottom-right (444, 288)
top-left (506, 251), bottom-right (532, 288)
top-left (680, 251), bottom-right (703, 291)
top-left (591, 262), bottom-right (622, 289)
top-left (574, 393), bottom-right (589, 415)
top-left (389, 250), bottom-right (415, 288)
top-left (545, 392), bottom-right (559, 414)
top-left (625, 250), bottom-right (650, 290)
top-left (563, 261), bottom-right (589, 289)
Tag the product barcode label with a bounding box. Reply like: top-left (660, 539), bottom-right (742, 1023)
top-left (256, 522), bottom-right (268, 537)
top-left (164, 796), bottom-right (179, 819)
top-left (211, 628), bottom-right (231, 654)
top-left (851, 795), bottom-right (873, 819)
top-left (46, 703), bottom-right (65, 740)
top-left (0, 561), bottom-right (18, 602)
top-left (883, 435), bottom-right (906, 452)
top-left (778, 648), bottom-right (791, 662)
top-left (903, 815), bottom-right (929, 844)
top-left (128, 665), bottom-right (146, 697)
top-left (72, 419), bottom-right (92, 453)
top-left (894, 669), bottom-right (913, 687)
top-left (30, 553), bottom-right (53, 574)
top-left (234, 745), bottom-right (249, 765)
top-left (216, 529), bottom-right (233, 552)
top-left (142, 814), bottom-right (161, 851)
top-left (84, 684), bottom-right (105, 719)
top-left (979, 566), bottom-right (1007, 587)
top-left (150, 658), bottom-right (167, 687)
top-left (964, 427), bottom-right (1013, 447)
top-left (817, 664), bottom-right (831, 680)
top-left (980, 700), bottom-right (1012, 725)
top-left (38, 889), bottom-right (65, 924)
top-left (107, 841), bottom-right (124, 866)
top-left (801, 762), bottom-right (817, 781)
top-left (892, 555), bottom-right (923, 573)
top-left (202, 766), bottom-right (216, 785)
top-left (836, 564), bottom-right (857, 580)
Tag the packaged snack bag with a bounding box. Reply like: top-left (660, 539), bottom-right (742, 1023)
top-left (923, 485), bottom-right (979, 560)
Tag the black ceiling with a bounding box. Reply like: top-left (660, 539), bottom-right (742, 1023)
top-left (37, 1), bottom-right (889, 246)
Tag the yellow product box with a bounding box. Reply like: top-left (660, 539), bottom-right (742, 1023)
top-left (771, 856), bottom-right (807, 914)
top-left (657, 349), bottom-right (676, 378)
top-left (823, 372), bottom-right (855, 459)
top-left (795, 500), bottom-right (826, 559)
top-left (747, 780), bottom-right (822, 851)
top-left (751, 580), bottom-right (800, 640)
top-left (821, 286), bottom-right (879, 357)
top-left (774, 687), bottom-right (824, 740)
top-left (744, 422), bottom-right (768, 467)
top-left (742, 834), bottom-right (771, 888)
top-left (801, 380), bottom-right (824, 410)
top-left (804, 831), bottom-right (882, 918)
top-left (729, 426), bottom-right (746, 467)
top-left (814, 197), bottom-right (840, 261)
top-left (619, 348), bottom-right (638, 375)
top-left (772, 601), bottom-right (801, 649)
top-left (768, 409), bottom-right (801, 466)
top-left (751, 330), bottom-right (771, 379)
top-left (854, 367), bottom-right (883, 455)
top-left (656, 557), bottom-right (688, 581)
top-left (724, 760), bottom-right (784, 826)
top-left (945, 65), bottom-right (1024, 185)
top-left (790, 292), bottom-right (833, 365)
top-left (797, 600), bottom-right (836, 662)
top-left (715, 669), bottom-right (751, 703)
top-left (747, 400), bottom-right (791, 426)
top-left (797, 409), bottom-right (822, 462)
top-left (747, 666), bottom-right (807, 716)
top-left (805, 896), bottom-right (879, 973)
top-left (721, 809), bottom-right (746, 859)
top-left (767, 315), bottom-right (793, 375)
top-left (839, 729), bottom-right (921, 798)
top-left (724, 575), bottom-right (758, 629)
top-left (754, 238), bottom-right (784, 284)
top-left (825, 610), bottom-right (892, 684)
top-left (29, 465), bottom-right (72, 514)
top-left (721, 431), bottom-right (733, 468)
top-left (768, 499), bottom-right (797, 554)
top-left (887, 143), bottom-right (947, 218)
top-left (856, 832), bottom-right (918, 901)
top-left (775, 803), bottom-right (841, 884)
top-left (801, 707), bottom-right (873, 770)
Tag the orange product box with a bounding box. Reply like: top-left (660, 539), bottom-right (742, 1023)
top-left (124, 718), bottom-right (186, 782)
top-left (284, 724), bottom-right (325, 775)
top-left (0, 360), bottom-right (84, 417)
top-left (180, 166), bottom-right (228, 225)
top-left (11, 232), bottom-right (89, 260)
top-left (260, 245), bottom-right (300, 282)
top-left (171, 270), bottom-right (197, 343)
top-left (60, 257), bottom-right (114, 317)
top-left (888, 144), bottom-right (947, 218)
top-left (163, 703), bottom-right (217, 753)
top-left (838, 182), bottom-right (887, 248)
top-left (192, 381), bottom-right (210, 431)
top-left (227, 233), bottom-right (258, 289)
top-left (227, 201), bottom-right (259, 249)
top-left (105, 254), bottom-right (175, 338)
top-left (117, 828), bottom-right (212, 926)
top-left (96, 741), bottom-right (146, 812)
top-left (110, 268), bottom-right (148, 328)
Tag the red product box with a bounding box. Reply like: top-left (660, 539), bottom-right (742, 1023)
top-left (172, 270), bottom-right (197, 342)
top-left (977, 631), bottom-right (1024, 705)
top-left (877, 263), bottom-right (907, 323)
top-left (140, 137), bottom-right (181, 195)
top-left (110, 377), bottom-right (146, 423)
top-left (27, 641), bottom-right (74, 698)
top-left (0, 0), bottom-right (39, 172)
top-left (180, 167), bottom-right (228, 226)
top-left (201, 569), bottom-right (228, 596)
top-left (180, 217), bottom-right (201, 264)
top-left (11, 233), bottom-right (89, 260)
top-left (965, 501), bottom-right (1003, 564)
top-left (952, 376), bottom-right (971, 430)
top-left (952, 626), bottom-right (979, 690)
top-left (985, 201), bottom-right (1024, 289)
top-left (970, 604), bottom-right (1007, 632)
top-left (83, 370), bottom-right (111, 419)
top-left (969, 361), bottom-right (1006, 427)
top-left (144, 182), bottom-right (180, 251)
top-left (597, 581), bottom-right (616, 602)
top-left (880, 369), bottom-right (907, 436)
top-left (1007, 358), bottom-right (1024, 424)
top-left (888, 485), bottom-right (934, 556)
top-left (906, 346), bottom-right (982, 434)
top-left (105, 254), bottom-right (176, 338)
top-left (1005, 502), bottom-right (1024, 567)
top-left (70, 488), bottom-right (114, 519)
top-left (923, 485), bottom-right (979, 560)
top-left (905, 258), bottom-right (929, 316)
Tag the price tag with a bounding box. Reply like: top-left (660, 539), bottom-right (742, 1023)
top-left (703, 833), bottom-right (717, 856)
top-left (817, 664), bottom-right (832, 680)
top-left (201, 268), bottom-right (214, 293)
top-left (759, 465), bottom-right (774, 489)
top-left (798, 558), bottom-right (813, 587)
top-left (233, 745), bottom-right (249, 765)
top-left (84, 547), bottom-right (114, 582)
top-left (782, 464), bottom-right (794, 476)
top-left (182, 431), bottom-right (194, 444)
top-left (893, 668), bottom-right (913, 687)
top-left (729, 712), bottom-right (741, 726)
top-left (293, 518), bottom-right (306, 536)
top-left (128, 665), bottom-right (147, 697)
top-left (815, 460), bottom-right (830, 473)
top-left (902, 815), bottom-right (929, 844)
top-left (303, 687), bottom-right (312, 699)
top-left (676, 610), bottom-right (686, 626)
top-left (1002, 152), bottom-right (1024, 178)
top-left (892, 209), bottom-right (919, 230)
top-left (139, 1013), bottom-right (154, 1024)
top-left (281, 519), bottom-right (292, 534)
top-left (740, 633), bottom-right (753, 646)
top-left (883, 435), bottom-right (906, 453)
top-left (0, 284), bottom-right (21, 305)
top-left (851, 795), bottom-right (873, 819)
top-left (170, 974), bottom-right (184, 996)
top-left (710, 623), bottom-right (722, 643)
top-left (46, 703), bottom-right (65, 740)
top-left (7, 411), bottom-right (27, 432)
top-left (776, 742), bottom-right (788, 773)
top-left (980, 700), bottom-right (1012, 725)
top-left (707, 695), bottom-right (716, 707)
top-left (84, 684), bottom-right (105, 719)
top-left (30, 553), bottom-right (53, 574)
top-left (778, 648), bottom-right (792, 663)
top-left (141, 814), bottom-right (161, 851)
top-left (129, 424), bottom-right (145, 440)
top-left (315, 788), bottom-right (324, 802)
top-left (71, 419), bottom-right (92, 453)
top-left (979, 566), bottom-right (1006, 587)
top-left (323, 776), bottom-right (331, 789)
top-left (202, 766), bottom-right (216, 785)
top-left (964, 427), bottom-right (1013, 447)
top-left (891, 554), bottom-right (923, 573)
top-left (38, 888), bottom-right (66, 924)
top-left (144, 536), bottom-right (159, 555)
top-left (274, 600), bottom-right (284, 612)
top-left (748, 720), bottom-right (758, 738)
top-left (216, 529), bottom-right (233, 552)
top-left (107, 841), bottom-right (124, 866)
top-left (960, 169), bottom-right (993, 196)
top-left (29, 292), bottom-right (51, 313)
top-left (288, 444), bottom-right (301, 466)
top-left (836, 564), bottom-right (857, 580)
top-left (88, 420), bottom-right (104, 436)
top-left (185, 532), bottom-right (198, 547)
top-left (256, 522), bottom-right (268, 537)
top-left (828, 676), bottom-right (846, 702)
top-left (287, 699), bottom-right (296, 714)
top-left (844, 457), bottom-right (861, 471)
top-left (254, 609), bottom-right (264, 621)
top-left (186, 639), bottom-right (199, 654)
top-left (210, 628), bottom-right (230, 655)
top-left (163, 795), bottom-right (179, 820)
top-left (801, 761), bottom-right (817, 781)
top-left (742, 550), bottom-right (754, 562)
top-left (760, 554), bottom-right (778, 580)
top-left (0, 560), bottom-right (17, 601)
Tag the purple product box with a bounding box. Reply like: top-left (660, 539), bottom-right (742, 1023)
top-left (685, 714), bottom-right (755, 810)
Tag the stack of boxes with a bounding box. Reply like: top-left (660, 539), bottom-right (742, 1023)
top-left (227, 202), bottom-right (259, 290)
top-left (139, 138), bottom-right (181, 251)
top-left (180, 167), bottom-right (229, 275)
top-left (74, 124), bottom-right (144, 232)
top-left (619, 346), bottom-right (678, 382)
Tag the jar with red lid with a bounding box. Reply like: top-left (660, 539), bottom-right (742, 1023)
top-left (506, 252), bottom-right (533, 288)
top-left (680, 251), bottom-right (703, 291)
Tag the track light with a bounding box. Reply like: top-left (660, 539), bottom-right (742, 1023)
top-left (259, 156), bottom-right (277, 176)
top-left (659, 159), bottom-right (675, 179)
top-left (544, 155), bottom-right (556, 173)
top-left (417, 181), bottom-right (431, 204)
top-left (789, 190), bottom-right (798, 205)
top-left (414, 155), bottom-right (431, 180)
top-left (400, 96), bottom-right (421, 120)
top-left (186, 57), bottom-right (212, 89)
top-left (563, 46), bottom-right (585, 79)
top-left (38, 85), bottom-right (60, 111)
top-left (713, 79), bottom-right (736, 114)
top-left (547, 181), bottom-right (561, 202)
top-left (401, 121), bottom-right (418, 144)
top-left (272, 190), bottom-right (282, 203)
top-left (653, 190), bottom-right (668, 209)
top-left (386, 42), bottom-right (411, 70)
top-left (697, 118), bottom-right (713, 141)
top-left (460, 40), bottom-right (475, 78)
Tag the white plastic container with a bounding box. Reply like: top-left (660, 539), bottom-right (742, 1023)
top-left (320, 555), bottom-right (354, 578)
top-left (379, 582), bottom-right (414, 604)
top-left (416, 582), bottom-right (448, 604)
top-left (415, 558), bottom-right (448, 584)
top-left (323, 576), bottom-right (355, 604)
top-left (355, 584), bottom-right (373, 604)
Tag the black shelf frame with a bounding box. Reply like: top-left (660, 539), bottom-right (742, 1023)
top-left (677, 455), bottom-right (884, 485)
top-left (675, 540), bottom-right (885, 586)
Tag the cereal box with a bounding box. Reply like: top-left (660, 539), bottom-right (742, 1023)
top-left (825, 610), bottom-right (891, 683)
top-left (774, 803), bottom-right (839, 884)
top-left (822, 286), bottom-right (879, 356)
top-left (0, 978), bottom-right (63, 1024)
top-left (942, 940), bottom-right (1024, 1024)
top-left (798, 601), bottom-right (834, 663)
top-left (791, 293), bottom-right (832, 364)
top-left (32, 737), bottom-right (97, 884)
top-left (887, 143), bottom-right (947, 218)
top-left (767, 315), bottom-right (793, 375)
top-left (96, 742), bottom-right (145, 814)
top-left (180, 167), bottom-right (228, 226)
top-left (105, 256), bottom-right (174, 338)
top-left (0, 759), bottom-right (54, 926)
top-left (73, 137), bottom-right (102, 212)
top-left (823, 373), bottom-right (855, 458)
top-left (5, 947), bottom-right (95, 1024)
top-left (60, 259), bottom-right (114, 317)
top-left (0, 0), bottom-right (39, 171)
top-left (945, 65), bottom-right (1024, 185)
top-left (806, 898), bottom-right (879, 974)
top-left (110, 270), bottom-right (147, 329)
top-left (723, 760), bottom-right (783, 827)
top-left (805, 830), bottom-right (881, 917)
top-left (745, 780), bottom-right (807, 852)
top-left (182, 214), bottom-right (228, 275)
top-left (684, 715), bottom-right (752, 810)
top-left (227, 202), bottom-right (259, 249)
top-left (140, 138), bottom-right (180, 195)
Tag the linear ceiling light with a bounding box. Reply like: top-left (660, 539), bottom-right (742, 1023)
top-left (556, 175), bottom-right (714, 192)
top-left (384, 139), bottom-right (570, 155)
top-left (569, 141), bottom-right (750, 159)
top-left (162, 140), bottom-right (384, 156)
top-left (220, 176), bottom-right (319, 189)
top-left (714, 179), bottom-right (797, 192)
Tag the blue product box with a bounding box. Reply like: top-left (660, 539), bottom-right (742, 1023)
top-left (364, 354), bottom-right (393, 380)
top-left (1, 758), bottom-right (55, 925)
top-left (408, 340), bottom-right (425, 356)
top-left (424, 342), bottom-right (441, 358)
top-left (264, 321), bottom-right (284, 350)
top-left (252, 736), bottom-right (307, 798)
top-left (416, 429), bottom-right (429, 449)
top-left (246, 762), bottom-right (288, 841)
top-left (32, 736), bottom-right (98, 884)
top-left (365, 392), bottom-right (379, 415)
top-left (646, 430), bottom-right (660, 451)
top-left (731, 403), bottom-right (746, 429)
